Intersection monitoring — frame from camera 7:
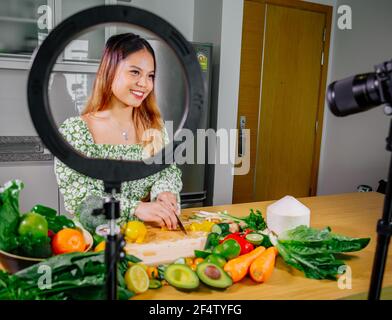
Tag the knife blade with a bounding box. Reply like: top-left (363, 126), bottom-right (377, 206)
top-left (176, 214), bottom-right (188, 235)
top-left (175, 203), bottom-right (187, 235)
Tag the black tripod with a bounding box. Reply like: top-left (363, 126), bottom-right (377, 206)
top-left (368, 116), bottom-right (392, 300)
top-left (93, 182), bottom-right (126, 300)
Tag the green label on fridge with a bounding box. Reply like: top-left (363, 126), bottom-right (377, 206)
top-left (197, 52), bottom-right (208, 72)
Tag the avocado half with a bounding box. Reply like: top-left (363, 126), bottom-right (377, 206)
top-left (164, 264), bottom-right (200, 290)
top-left (196, 262), bottom-right (233, 289)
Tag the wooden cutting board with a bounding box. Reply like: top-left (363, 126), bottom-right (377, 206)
top-left (124, 215), bottom-right (208, 266)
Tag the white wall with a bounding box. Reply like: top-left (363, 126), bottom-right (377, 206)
top-left (212, 0), bottom-right (244, 205)
top-left (129, 0), bottom-right (195, 40)
top-left (317, 0), bottom-right (392, 194)
top-left (209, 0), bottom-right (391, 203)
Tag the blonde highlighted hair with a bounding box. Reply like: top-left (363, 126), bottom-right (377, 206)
top-left (82, 33), bottom-right (164, 156)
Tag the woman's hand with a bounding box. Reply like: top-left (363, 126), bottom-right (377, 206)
top-left (156, 192), bottom-right (179, 216)
top-left (134, 201), bottom-right (178, 230)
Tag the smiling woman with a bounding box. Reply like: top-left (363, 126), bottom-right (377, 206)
top-left (54, 33), bottom-right (183, 231)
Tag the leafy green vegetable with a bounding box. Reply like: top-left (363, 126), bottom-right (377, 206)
top-left (273, 225), bottom-right (370, 280)
top-left (242, 209), bottom-right (267, 231)
top-left (31, 204), bottom-right (75, 233)
top-left (77, 195), bottom-right (107, 234)
top-left (0, 180), bottom-right (23, 252)
top-left (278, 226), bottom-right (370, 254)
top-left (204, 232), bottom-right (220, 250)
top-left (157, 265), bottom-right (167, 281)
top-left (16, 234), bottom-right (52, 258)
top-left (0, 251), bottom-right (141, 300)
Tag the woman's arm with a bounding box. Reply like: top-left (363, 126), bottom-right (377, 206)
top-left (150, 163), bottom-right (183, 204)
top-left (150, 124), bottom-right (183, 204)
top-left (55, 158), bottom-right (142, 223)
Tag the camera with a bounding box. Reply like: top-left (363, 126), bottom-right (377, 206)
top-left (327, 59), bottom-right (392, 116)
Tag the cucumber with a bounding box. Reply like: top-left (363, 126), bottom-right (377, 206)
top-left (211, 223), bottom-right (230, 235)
top-left (245, 233), bottom-right (264, 245)
top-left (149, 279), bottom-right (162, 289)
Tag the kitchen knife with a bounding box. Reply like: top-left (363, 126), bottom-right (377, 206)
top-left (175, 203), bottom-right (187, 235)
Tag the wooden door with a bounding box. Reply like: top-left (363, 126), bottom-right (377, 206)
top-left (233, 0), bottom-right (332, 203)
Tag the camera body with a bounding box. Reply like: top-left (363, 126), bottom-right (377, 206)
top-left (327, 60), bottom-right (392, 116)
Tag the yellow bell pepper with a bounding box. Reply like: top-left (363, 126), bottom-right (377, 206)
top-left (123, 221), bottom-right (147, 243)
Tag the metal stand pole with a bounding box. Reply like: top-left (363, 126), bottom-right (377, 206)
top-left (368, 118), bottom-right (392, 300)
top-left (104, 190), bottom-right (120, 300)
top-left (93, 182), bottom-right (124, 300)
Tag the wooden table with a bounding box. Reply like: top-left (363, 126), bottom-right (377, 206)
top-left (134, 192), bottom-right (392, 300)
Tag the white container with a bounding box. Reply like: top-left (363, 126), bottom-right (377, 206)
top-left (266, 195), bottom-right (310, 236)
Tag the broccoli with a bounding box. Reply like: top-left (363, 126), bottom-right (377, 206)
top-left (76, 195), bottom-right (107, 234)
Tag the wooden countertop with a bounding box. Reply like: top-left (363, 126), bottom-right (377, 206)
top-left (134, 192), bottom-right (392, 300)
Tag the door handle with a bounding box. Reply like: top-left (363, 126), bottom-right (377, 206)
top-left (238, 116), bottom-right (246, 157)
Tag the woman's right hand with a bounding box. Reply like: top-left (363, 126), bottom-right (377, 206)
top-left (134, 201), bottom-right (178, 230)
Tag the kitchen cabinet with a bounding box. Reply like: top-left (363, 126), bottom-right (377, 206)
top-left (0, 0), bottom-right (51, 59)
top-left (0, 0), bottom-right (133, 70)
top-left (0, 0), bottom-right (162, 71)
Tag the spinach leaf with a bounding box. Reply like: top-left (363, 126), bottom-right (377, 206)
top-left (275, 225), bottom-right (370, 280)
top-left (0, 180), bottom-right (23, 252)
top-left (279, 225), bottom-right (370, 254)
top-left (276, 241), bottom-right (346, 280)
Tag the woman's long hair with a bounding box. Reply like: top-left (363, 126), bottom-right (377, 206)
top-left (82, 33), bottom-right (164, 156)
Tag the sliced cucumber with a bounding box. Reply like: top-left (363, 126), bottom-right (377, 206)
top-left (211, 223), bottom-right (230, 235)
top-left (245, 233), bottom-right (264, 245)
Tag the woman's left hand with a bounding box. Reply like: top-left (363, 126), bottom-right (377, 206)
top-left (157, 192), bottom-right (179, 215)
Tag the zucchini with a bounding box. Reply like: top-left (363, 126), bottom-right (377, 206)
top-left (211, 223), bottom-right (230, 235)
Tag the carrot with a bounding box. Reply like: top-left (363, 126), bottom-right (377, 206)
top-left (223, 246), bottom-right (266, 282)
top-left (249, 246), bottom-right (278, 283)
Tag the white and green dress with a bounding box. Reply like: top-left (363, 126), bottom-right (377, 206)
top-left (54, 116), bottom-right (182, 225)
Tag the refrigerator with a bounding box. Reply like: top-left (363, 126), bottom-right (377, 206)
top-left (150, 41), bottom-right (214, 208)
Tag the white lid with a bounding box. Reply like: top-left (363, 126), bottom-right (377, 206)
top-left (267, 195), bottom-right (310, 216)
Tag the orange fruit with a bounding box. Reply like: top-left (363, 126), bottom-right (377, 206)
top-left (52, 228), bottom-right (86, 255)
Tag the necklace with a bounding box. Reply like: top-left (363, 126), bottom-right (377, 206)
top-left (110, 117), bottom-right (132, 141)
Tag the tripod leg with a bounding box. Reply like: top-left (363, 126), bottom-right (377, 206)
top-left (368, 223), bottom-right (391, 300)
top-left (105, 233), bottom-right (118, 300)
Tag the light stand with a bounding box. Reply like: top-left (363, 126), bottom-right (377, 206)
top-left (327, 60), bottom-right (392, 300)
top-left (92, 182), bottom-right (125, 300)
top-left (368, 114), bottom-right (392, 300)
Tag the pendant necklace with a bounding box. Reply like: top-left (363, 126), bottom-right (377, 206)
top-left (111, 118), bottom-right (132, 141)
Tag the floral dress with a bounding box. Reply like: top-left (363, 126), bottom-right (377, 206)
top-left (54, 116), bottom-right (182, 224)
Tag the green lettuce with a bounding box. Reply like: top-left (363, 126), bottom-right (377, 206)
top-left (0, 180), bottom-right (23, 252)
top-left (274, 225), bottom-right (370, 280)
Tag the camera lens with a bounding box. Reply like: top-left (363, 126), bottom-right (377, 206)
top-left (327, 73), bottom-right (382, 117)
